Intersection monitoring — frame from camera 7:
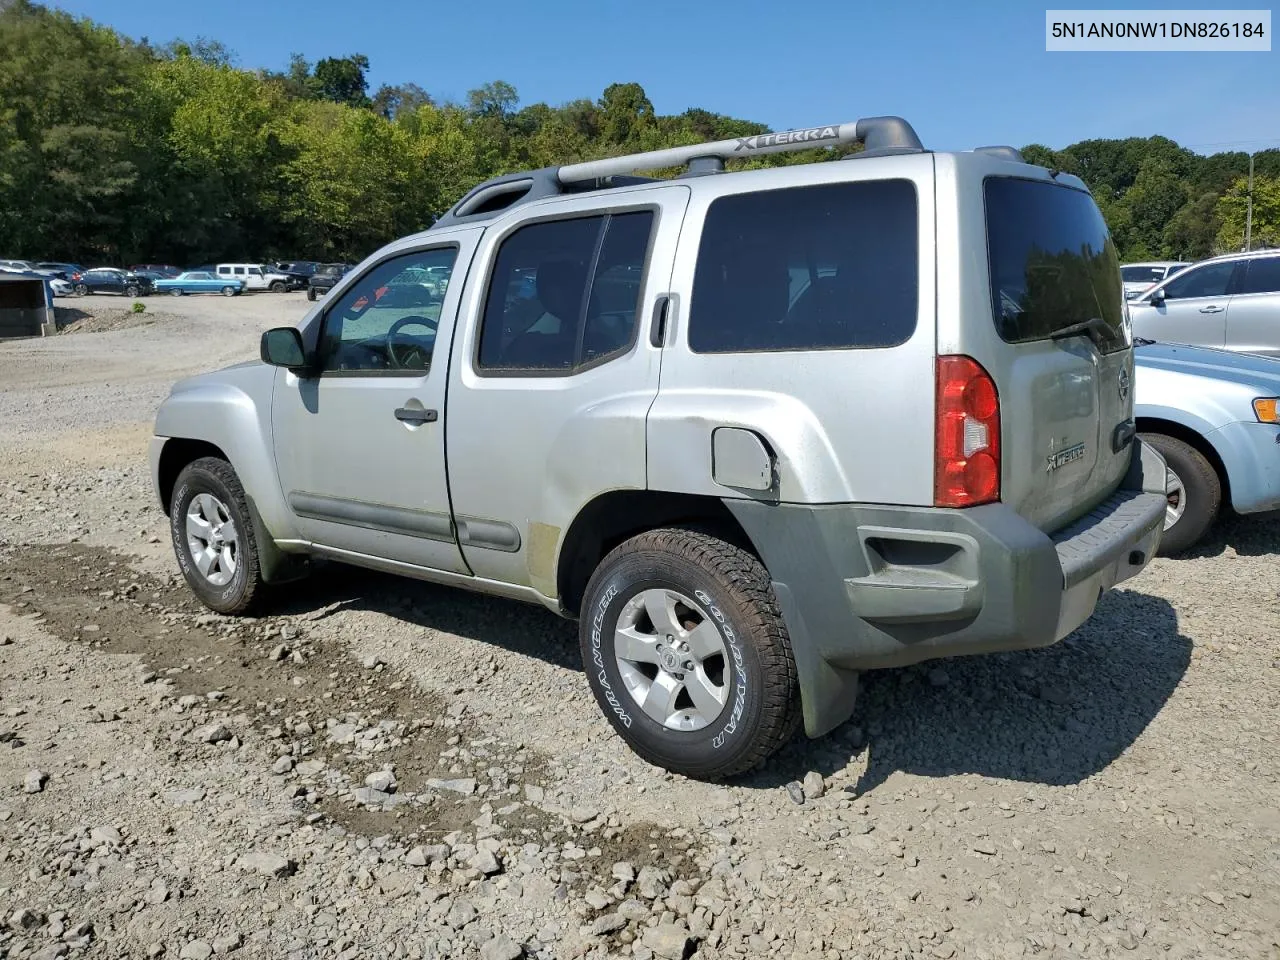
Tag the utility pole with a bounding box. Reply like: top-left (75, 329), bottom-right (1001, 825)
top-left (1245, 153), bottom-right (1254, 252)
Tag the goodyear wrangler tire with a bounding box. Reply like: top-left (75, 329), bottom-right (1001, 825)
top-left (579, 527), bottom-right (800, 779)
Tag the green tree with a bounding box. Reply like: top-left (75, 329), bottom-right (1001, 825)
top-left (1163, 191), bottom-right (1222, 260)
top-left (599, 82), bottom-right (654, 144)
top-left (312, 54), bottom-right (370, 108)
top-left (1216, 175), bottom-right (1280, 251)
top-left (466, 81), bottom-right (518, 119)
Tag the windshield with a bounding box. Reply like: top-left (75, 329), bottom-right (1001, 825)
top-left (985, 177), bottom-right (1127, 354)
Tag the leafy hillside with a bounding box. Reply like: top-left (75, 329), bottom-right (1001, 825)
top-left (1, 0), bottom-right (1276, 264)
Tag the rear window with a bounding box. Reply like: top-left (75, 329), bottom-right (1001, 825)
top-left (688, 180), bottom-right (918, 353)
top-left (985, 177), bottom-right (1126, 353)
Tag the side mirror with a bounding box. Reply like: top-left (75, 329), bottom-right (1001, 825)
top-left (1147, 289), bottom-right (1165, 306)
top-left (260, 327), bottom-right (311, 372)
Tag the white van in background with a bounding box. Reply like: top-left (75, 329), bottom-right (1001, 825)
top-left (215, 263), bottom-right (291, 292)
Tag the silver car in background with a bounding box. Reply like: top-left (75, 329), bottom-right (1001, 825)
top-left (1121, 261), bottom-right (1190, 300)
top-left (1135, 338), bottom-right (1280, 552)
top-left (1129, 249), bottom-right (1280, 356)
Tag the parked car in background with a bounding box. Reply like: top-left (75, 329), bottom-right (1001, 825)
top-left (1129, 250), bottom-right (1280, 356)
top-left (73, 268), bottom-right (155, 297)
top-left (306, 263), bottom-right (352, 300)
top-left (129, 264), bottom-right (182, 278)
top-left (0, 259), bottom-right (61, 278)
top-left (48, 278), bottom-right (74, 297)
top-left (214, 263), bottom-right (292, 292)
top-left (34, 262), bottom-right (85, 280)
top-left (273, 261), bottom-right (317, 291)
top-left (1135, 338), bottom-right (1280, 553)
top-left (155, 271), bottom-right (245, 297)
top-left (1121, 261), bottom-right (1190, 300)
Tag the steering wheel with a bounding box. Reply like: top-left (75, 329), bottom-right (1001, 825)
top-left (385, 315), bottom-right (438, 369)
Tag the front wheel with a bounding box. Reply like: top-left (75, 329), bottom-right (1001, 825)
top-left (170, 457), bottom-right (263, 614)
top-left (306, 287), bottom-right (317, 301)
top-left (579, 527), bottom-right (800, 780)
top-left (74, 283), bottom-right (88, 297)
top-left (124, 284), bottom-right (140, 298)
top-left (1140, 432), bottom-right (1222, 555)
top-left (221, 286), bottom-right (237, 297)
top-left (269, 280), bottom-right (286, 292)
top-left (169, 288), bottom-right (184, 297)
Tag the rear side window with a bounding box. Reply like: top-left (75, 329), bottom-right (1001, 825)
top-left (477, 211), bottom-right (654, 373)
top-left (985, 177), bottom-right (1126, 352)
top-left (1240, 256), bottom-right (1280, 295)
top-left (688, 180), bottom-right (918, 353)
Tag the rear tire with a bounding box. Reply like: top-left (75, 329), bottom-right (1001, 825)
top-left (169, 288), bottom-right (184, 297)
top-left (74, 283), bottom-right (87, 297)
top-left (169, 457), bottom-right (263, 615)
top-left (221, 286), bottom-right (237, 297)
top-left (124, 284), bottom-right (140, 298)
top-left (1140, 432), bottom-right (1221, 555)
top-left (306, 287), bottom-right (317, 301)
top-left (580, 527), bottom-right (800, 780)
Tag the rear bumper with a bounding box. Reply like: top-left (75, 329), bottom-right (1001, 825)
top-left (726, 439), bottom-right (1168, 737)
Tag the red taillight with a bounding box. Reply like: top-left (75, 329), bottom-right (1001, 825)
top-left (935, 355), bottom-right (1000, 508)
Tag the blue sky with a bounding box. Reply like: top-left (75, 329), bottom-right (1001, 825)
top-left (54, 0), bottom-right (1277, 154)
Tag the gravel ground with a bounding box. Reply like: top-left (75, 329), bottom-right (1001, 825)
top-left (0, 296), bottom-right (1277, 960)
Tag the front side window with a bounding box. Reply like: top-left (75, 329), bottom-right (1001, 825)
top-left (688, 180), bottom-right (918, 354)
top-left (985, 177), bottom-right (1126, 353)
top-left (1239, 256), bottom-right (1280, 295)
top-left (318, 247), bottom-right (457, 375)
top-left (1160, 260), bottom-right (1237, 300)
top-left (477, 211), bottom-right (654, 373)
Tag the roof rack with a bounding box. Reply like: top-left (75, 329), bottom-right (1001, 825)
top-left (430, 115), bottom-right (925, 230)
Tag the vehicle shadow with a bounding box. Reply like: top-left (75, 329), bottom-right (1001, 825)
top-left (270, 566), bottom-right (1190, 795)
top-left (268, 560), bottom-right (581, 670)
top-left (749, 588), bottom-right (1191, 793)
top-left (1182, 510), bottom-right (1280, 559)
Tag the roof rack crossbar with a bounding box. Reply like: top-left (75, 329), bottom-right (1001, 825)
top-left (558, 116), bottom-right (923, 184)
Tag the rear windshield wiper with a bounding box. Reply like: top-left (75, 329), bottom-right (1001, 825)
top-left (1051, 316), bottom-right (1115, 349)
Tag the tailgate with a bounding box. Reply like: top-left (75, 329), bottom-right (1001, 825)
top-left (982, 176), bottom-right (1133, 532)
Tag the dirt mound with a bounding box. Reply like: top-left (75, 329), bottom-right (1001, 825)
top-left (55, 305), bottom-right (172, 334)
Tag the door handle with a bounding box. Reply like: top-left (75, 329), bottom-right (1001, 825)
top-left (1199, 305), bottom-right (1224, 314)
top-left (649, 294), bottom-right (670, 347)
top-left (394, 407), bottom-right (438, 425)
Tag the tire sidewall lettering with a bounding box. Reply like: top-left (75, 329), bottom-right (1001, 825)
top-left (694, 588), bottom-right (749, 750)
top-left (591, 583), bottom-right (632, 728)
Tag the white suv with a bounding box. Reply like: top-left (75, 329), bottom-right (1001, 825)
top-left (214, 263), bottom-right (292, 293)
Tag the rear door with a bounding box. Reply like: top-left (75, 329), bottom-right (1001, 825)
top-left (971, 173), bottom-right (1133, 532)
top-left (1130, 259), bottom-right (1239, 348)
top-left (1225, 255), bottom-right (1280, 356)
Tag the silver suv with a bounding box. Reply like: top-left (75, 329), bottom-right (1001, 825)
top-left (150, 117), bottom-right (1167, 779)
top-left (1129, 249), bottom-right (1280, 356)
